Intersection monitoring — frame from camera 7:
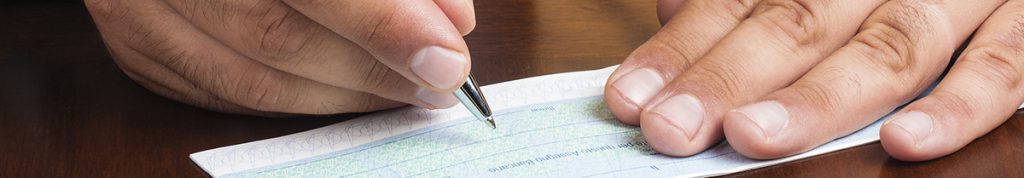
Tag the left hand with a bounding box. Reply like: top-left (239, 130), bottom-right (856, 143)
top-left (605, 0), bottom-right (1024, 161)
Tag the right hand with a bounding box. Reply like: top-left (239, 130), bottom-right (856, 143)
top-left (607, 0), bottom-right (1022, 162)
top-left (84, 0), bottom-right (477, 116)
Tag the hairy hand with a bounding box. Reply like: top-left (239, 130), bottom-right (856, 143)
top-left (607, 0), bottom-right (1024, 161)
top-left (85, 0), bottom-right (477, 116)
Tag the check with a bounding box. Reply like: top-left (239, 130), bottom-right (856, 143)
top-left (191, 66), bottom-right (888, 177)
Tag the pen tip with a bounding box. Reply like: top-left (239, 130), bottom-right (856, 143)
top-left (486, 117), bottom-right (496, 129)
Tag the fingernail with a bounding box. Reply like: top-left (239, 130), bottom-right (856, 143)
top-left (649, 94), bottom-right (704, 139)
top-left (612, 68), bottom-right (666, 106)
top-left (734, 101), bottom-right (791, 138)
top-left (890, 111), bottom-right (933, 143)
top-left (415, 88), bottom-right (457, 109)
top-left (410, 46), bottom-right (468, 89)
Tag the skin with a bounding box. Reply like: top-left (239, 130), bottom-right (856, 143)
top-left (84, 0), bottom-right (476, 116)
top-left (607, 0), bottom-right (1024, 161)
top-left (84, 0), bottom-right (1024, 162)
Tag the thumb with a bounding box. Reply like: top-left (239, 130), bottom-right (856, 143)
top-left (282, 0), bottom-right (472, 94)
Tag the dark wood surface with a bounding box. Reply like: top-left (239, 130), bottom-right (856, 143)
top-left (1, 1), bottom-right (1021, 177)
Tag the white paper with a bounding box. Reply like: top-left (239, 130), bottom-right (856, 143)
top-left (189, 65), bottom-right (904, 177)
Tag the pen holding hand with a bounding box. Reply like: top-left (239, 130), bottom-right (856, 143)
top-left (86, 0), bottom-right (477, 116)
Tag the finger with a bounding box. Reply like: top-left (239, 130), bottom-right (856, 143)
top-left (282, 0), bottom-right (472, 92)
top-left (99, 34), bottom-right (298, 117)
top-left (86, 0), bottom-right (403, 114)
top-left (606, 0), bottom-right (760, 125)
top-left (161, 0), bottom-right (458, 109)
top-left (640, 0), bottom-right (885, 156)
top-left (723, 0), bottom-right (1004, 159)
top-left (880, 0), bottom-right (1024, 161)
top-left (108, 46), bottom-right (252, 115)
top-left (434, 0), bottom-right (477, 35)
top-left (87, 0), bottom-right (248, 114)
top-left (657, 0), bottom-right (687, 24)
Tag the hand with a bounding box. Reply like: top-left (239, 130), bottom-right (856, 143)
top-left (606, 0), bottom-right (1024, 161)
top-left (84, 0), bottom-right (476, 116)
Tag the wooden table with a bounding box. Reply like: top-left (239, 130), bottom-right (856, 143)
top-left (2, 1), bottom-right (1021, 177)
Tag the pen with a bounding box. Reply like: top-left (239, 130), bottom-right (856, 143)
top-left (454, 74), bottom-right (496, 129)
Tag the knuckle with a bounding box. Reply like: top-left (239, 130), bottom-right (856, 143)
top-left (141, 43), bottom-right (208, 86)
top-left (158, 52), bottom-right (222, 104)
top-left (929, 90), bottom-right (977, 120)
top-left (993, 14), bottom-right (1024, 52)
top-left (958, 47), bottom-right (1024, 90)
top-left (1008, 17), bottom-right (1024, 50)
top-left (749, 0), bottom-right (820, 45)
top-left (124, 26), bottom-right (162, 52)
top-left (248, 6), bottom-right (319, 62)
top-left (157, 48), bottom-right (205, 81)
top-left (788, 67), bottom-right (859, 114)
top-left (695, 60), bottom-right (748, 103)
top-left (697, 0), bottom-right (759, 20)
top-left (847, 0), bottom-right (942, 77)
top-left (361, 9), bottom-right (398, 48)
top-left (883, 0), bottom-right (939, 38)
top-left (180, 1), bottom-right (269, 23)
top-left (847, 24), bottom-right (917, 77)
top-left (171, 0), bottom-right (206, 21)
top-left (229, 71), bottom-right (297, 112)
top-left (119, 15), bottom-right (174, 53)
top-left (358, 60), bottom-right (405, 94)
top-left (124, 64), bottom-right (237, 115)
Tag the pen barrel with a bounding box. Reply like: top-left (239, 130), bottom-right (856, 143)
top-left (454, 75), bottom-right (493, 121)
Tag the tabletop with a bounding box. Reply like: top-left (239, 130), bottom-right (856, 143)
top-left (1, 1), bottom-right (1022, 177)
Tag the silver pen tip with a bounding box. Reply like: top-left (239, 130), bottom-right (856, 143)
top-left (485, 117), bottom-right (496, 129)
